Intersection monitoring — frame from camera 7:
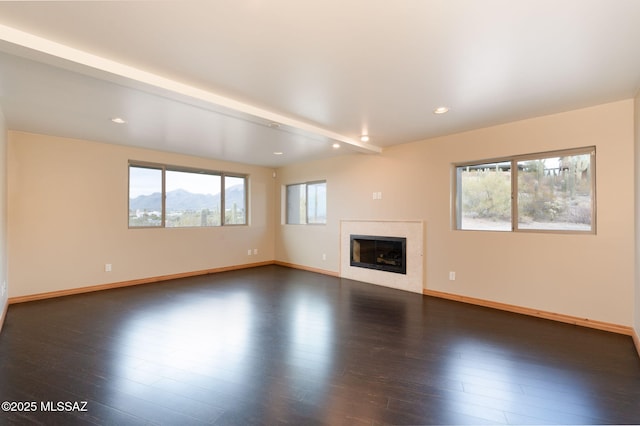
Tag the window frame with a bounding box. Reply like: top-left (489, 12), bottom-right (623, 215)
top-left (453, 147), bottom-right (596, 234)
top-left (285, 180), bottom-right (327, 225)
top-left (128, 161), bottom-right (248, 229)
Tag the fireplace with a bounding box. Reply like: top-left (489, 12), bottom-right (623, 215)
top-left (341, 221), bottom-right (423, 293)
top-left (350, 235), bottom-right (407, 275)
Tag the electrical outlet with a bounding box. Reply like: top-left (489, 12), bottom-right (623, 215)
top-left (253, 249), bottom-right (258, 255)
top-left (1, 280), bottom-right (6, 297)
top-left (247, 249), bottom-right (252, 256)
top-left (105, 264), bottom-right (112, 272)
top-left (449, 271), bottom-right (456, 281)
top-left (322, 253), bottom-right (327, 261)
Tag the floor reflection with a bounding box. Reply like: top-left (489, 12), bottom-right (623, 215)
top-left (286, 289), bottom-right (334, 381)
top-left (114, 290), bottom-right (256, 387)
top-left (444, 337), bottom-right (600, 423)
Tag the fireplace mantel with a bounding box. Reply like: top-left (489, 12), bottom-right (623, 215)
top-left (340, 220), bottom-right (425, 294)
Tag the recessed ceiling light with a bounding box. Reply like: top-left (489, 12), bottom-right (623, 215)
top-left (332, 143), bottom-right (341, 149)
top-left (111, 117), bottom-right (126, 124)
top-left (433, 106), bottom-right (450, 114)
top-left (273, 151), bottom-right (284, 155)
top-left (268, 122), bottom-right (281, 129)
top-left (360, 135), bottom-right (370, 143)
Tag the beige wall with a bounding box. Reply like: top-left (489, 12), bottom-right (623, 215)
top-left (276, 100), bottom-right (636, 327)
top-left (635, 92), bottom-right (640, 338)
top-left (7, 131), bottom-right (276, 298)
top-left (0, 108), bottom-right (7, 320)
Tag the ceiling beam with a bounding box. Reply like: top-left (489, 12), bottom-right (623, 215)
top-left (0, 23), bottom-right (382, 154)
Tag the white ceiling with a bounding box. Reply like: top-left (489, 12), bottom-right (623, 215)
top-left (0, 1), bottom-right (639, 168)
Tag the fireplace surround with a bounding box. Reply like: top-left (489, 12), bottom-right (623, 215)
top-left (340, 220), bottom-right (424, 294)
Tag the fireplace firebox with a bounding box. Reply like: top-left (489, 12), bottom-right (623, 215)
top-left (350, 235), bottom-right (406, 274)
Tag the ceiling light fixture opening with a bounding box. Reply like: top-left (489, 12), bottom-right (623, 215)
top-left (111, 117), bottom-right (126, 124)
top-left (360, 135), bottom-right (370, 143)
top-left (273, 151), bottom-right (284, 155)
top-left (433, 106), bottom-right (450, 114)
top-left (332, 143), bottom-right (341, 149)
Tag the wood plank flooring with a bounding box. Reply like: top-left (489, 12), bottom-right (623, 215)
top-left (1, 265), bottom-right (639, 425)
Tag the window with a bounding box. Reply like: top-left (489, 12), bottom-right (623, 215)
top-left (128, 162), bottom-right (247, 228)
top-left (286, 181), bottom-right (327, 224)
top-left (224, 175), bottom-right (247, 225)
top-left (306, 181), bottom-right (327, 224)
top-left (166, 169), bottom-right (221, 227)
top-left (454, 147), bottom-right (595, 233)
top-left (456, 161), bottom-right (512, 231)
top-left (128, 165), bottom-right (163, 227)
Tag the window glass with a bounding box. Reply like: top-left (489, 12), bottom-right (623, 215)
top-left (225, 175), bottom-right (247, 225)
top-left (454, 147), bottom-right (594, 233)
top-left (128, 162), bottom-right (247, 229)
top-left (286, 181), bottom-right (327, 225)
top-left (307, 182), bottom-right (327, 224)
top-left (286, 183), bottom-right (306, 224)
top-left (456, 162), bottom-right (511, 231)
top-left (517, 153), bottom-right (592, 231)
top-left (165, 170), bottom-right (221, 227)
top-left (129, 166), bottom-right (163, 227)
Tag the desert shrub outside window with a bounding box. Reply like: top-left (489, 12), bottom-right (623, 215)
top-left (454, 147), bottom-right (595, 233)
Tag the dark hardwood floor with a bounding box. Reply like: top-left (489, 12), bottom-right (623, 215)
top-left (1, 265), bottom-right (639, 425)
